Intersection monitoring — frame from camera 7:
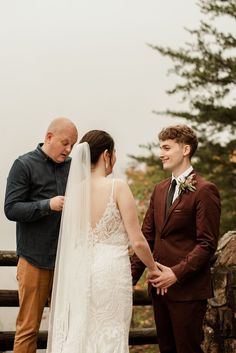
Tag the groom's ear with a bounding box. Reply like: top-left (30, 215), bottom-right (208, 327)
top-left (183, 144), bottom-right (191, 157)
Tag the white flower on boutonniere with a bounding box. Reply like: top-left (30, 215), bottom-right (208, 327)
top-left (177, 174), bottom-right (196, 195)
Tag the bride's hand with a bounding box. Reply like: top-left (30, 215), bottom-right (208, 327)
top-left (146, 263), bottom-right (168, 295)
top-left (146, 264), bottom-right (162, 281)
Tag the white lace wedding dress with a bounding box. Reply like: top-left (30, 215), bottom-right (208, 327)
top-left (85, 179), bottom-right (133, 352)
top-left (47, 178), bottom-right (133, 353)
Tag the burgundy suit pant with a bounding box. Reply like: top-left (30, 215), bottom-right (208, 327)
top-left (151, 290), bottom-right (207, 353)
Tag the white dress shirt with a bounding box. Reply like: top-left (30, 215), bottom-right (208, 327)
top-left (171, 166), bottom-right (193, 204)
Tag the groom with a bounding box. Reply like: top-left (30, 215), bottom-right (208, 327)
top-left (131, 124), bottom-right (221, 353)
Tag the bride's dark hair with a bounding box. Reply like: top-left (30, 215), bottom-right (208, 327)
top-left (79, 130), bottom-right (114, 165)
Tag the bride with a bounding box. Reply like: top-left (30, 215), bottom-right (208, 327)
top-left (46, 130), bottom-right (159, 353)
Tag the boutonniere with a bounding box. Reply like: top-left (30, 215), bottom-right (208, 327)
top-left (177, 174), bottom-right (196, 195)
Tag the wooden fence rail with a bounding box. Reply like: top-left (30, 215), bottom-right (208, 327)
top-left (0, 251), bottom-right (17, 266)
top-left (0, 328), bottom-right (157, 351)
top-left (0, 251), bottom-right (157, 351)
top-left (0, 289), bottom-right (151, 307)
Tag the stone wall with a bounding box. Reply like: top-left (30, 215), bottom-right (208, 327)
top-left (203, 231), bottom-right (236, 353)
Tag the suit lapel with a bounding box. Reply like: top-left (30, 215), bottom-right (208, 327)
top-left (157, 179), bottom-right (170, 232)
top-left (161, 187), bottom-right (183, 234)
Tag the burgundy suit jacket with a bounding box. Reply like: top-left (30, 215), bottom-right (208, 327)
top-left (131, 172), bottom-right (221, 301)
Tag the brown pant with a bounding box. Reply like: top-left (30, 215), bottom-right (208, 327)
top-left (152, 290), bottom-right (207, 353)
top-left (13, 257), bottom-right (54, 353)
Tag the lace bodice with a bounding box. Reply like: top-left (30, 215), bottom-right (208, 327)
top-left (90, 179), bottom-right (129, 246)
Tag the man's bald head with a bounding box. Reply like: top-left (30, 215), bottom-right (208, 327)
top-left (46, 117), bottom-right (78, 137)
top-left (42, 117), bottom-right (78, 163)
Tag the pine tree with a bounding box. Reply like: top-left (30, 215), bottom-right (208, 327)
top-left (128, 0), bottom-right (236, 234)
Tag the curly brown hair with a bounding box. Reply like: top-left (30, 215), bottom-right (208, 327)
top-left (158, 124), bottom-right (198, 158)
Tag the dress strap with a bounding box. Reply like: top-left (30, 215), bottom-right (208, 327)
top-left (111, 178), bottom-right (116, 199)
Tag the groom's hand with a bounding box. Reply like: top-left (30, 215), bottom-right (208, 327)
top-left (146, 265), bottom-right (168, 296)
top-left (149, 262), bottom-right (177, 295)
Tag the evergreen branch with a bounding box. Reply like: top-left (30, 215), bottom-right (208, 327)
top-left (200, 0), bottom-right (236, 20)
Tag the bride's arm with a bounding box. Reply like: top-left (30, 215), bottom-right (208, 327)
top-left (116, 180), bottom-right (158, 275)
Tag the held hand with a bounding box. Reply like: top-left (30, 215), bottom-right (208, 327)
top-left (146, 265), bottom-right (162, 281)
top-left (149, 262), bottom-right (177, 295)
top-left (146, 265), bottom-right (167, 296)
top-left (50, 196), bottom-right (65, 211)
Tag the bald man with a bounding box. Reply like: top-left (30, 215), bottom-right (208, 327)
top-left (4, 117), bottom-right (78, 353)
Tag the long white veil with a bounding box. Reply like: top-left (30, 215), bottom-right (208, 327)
top-left (47, 142), bottom-right (91, 353)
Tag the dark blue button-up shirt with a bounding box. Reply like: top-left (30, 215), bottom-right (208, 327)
top-left (4, 144), bottom-right (71, 269)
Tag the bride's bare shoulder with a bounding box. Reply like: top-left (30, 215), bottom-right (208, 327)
top-left (113, 178), bottom-right (126, 186)
top-left (114, 178), bottom-right (131, 194)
